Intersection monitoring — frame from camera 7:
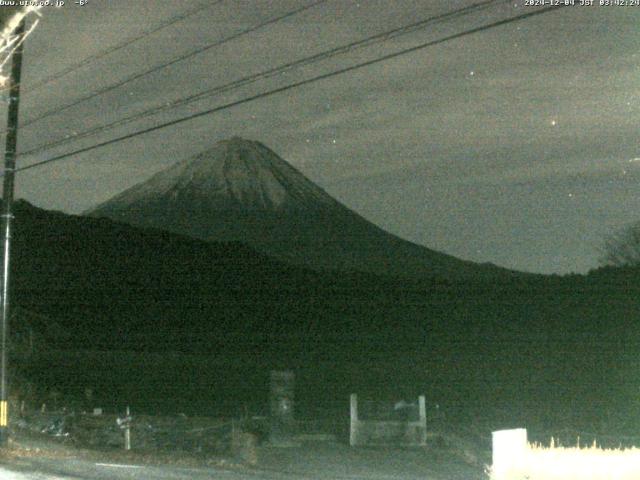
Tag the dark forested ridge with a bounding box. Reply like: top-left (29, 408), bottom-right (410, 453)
top-left (6, 199), bottom-right (640, 432)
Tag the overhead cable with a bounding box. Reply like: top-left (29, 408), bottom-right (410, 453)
top-left (27, 1), bottom-right (222, 93)
top-left (21, 0), bottom-right (505, 157)
top-left (20, 0), bottom-right (328, 129)
top-left (13, 4), bottom-right (566, 175)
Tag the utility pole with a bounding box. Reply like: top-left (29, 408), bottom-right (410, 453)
top-left (0, 18), bottom-right (26, 447)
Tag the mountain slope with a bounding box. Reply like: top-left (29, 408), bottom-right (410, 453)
top-left (86, 137), bottom-right (519, 280)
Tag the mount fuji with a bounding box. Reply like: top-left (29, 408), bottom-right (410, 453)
top-left (86, 137), bottom-right (517, 280)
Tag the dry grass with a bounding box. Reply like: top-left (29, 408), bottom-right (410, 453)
top-left (4, 428), bottom-right (243, 470)
top-left (489, 440), bottom-right (640, 480)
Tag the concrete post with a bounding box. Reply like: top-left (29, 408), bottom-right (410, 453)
top-left (418, 395), bottom-right (427, 445)
top-left (349, 394), bottom-right (358, 447)
top-left (124, 406), bottom-right (131, 451)
top-left (491, 428), bottom-right (528, 480)
top-left (269, 371), bottom-right (295, 444)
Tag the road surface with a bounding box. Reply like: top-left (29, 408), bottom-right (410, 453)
top-left (0, 442), bottom-right (487, 479)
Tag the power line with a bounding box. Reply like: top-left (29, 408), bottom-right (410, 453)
top-left (20, 0), bottom-right (505, 158)
top-left (20, 0), bottom-right (328, 129)
top-left (25, 1), bottom-right (221, 93)
top-left (14, 4), bottom-right (566, 176)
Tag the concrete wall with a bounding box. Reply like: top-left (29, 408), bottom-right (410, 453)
top-left (350, 394), bottom-right (427, 447)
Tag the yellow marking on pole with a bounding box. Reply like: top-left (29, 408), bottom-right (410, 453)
top-left (0, 400), bottom-right (7, 426)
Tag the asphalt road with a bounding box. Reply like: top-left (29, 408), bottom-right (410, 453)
top-left (2, 459), bottom-right (291, 480)
top-left (1, 428), bottom-right (488, 480)
top-left (0, 445), bottom-right (488, 480)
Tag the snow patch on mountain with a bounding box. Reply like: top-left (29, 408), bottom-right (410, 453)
top-left (86, 136), bottom-right (520, 280)
top-left (94, 137), bottom-right (335, 213)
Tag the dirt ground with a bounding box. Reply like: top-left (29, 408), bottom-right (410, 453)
top-left (255, 439), bottom-right (489, 480)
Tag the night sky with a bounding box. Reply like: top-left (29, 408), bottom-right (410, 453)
top-left (3, 0), bottom-right (639, 274)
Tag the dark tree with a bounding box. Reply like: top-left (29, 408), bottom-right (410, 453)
top-left (600, 223), bottom-right (640, 267)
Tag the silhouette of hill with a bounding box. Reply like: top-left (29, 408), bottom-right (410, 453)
top-left (6, 199), bottom-right (640, 434)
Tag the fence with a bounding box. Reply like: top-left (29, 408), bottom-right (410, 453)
top-left (349, 394), bottom-right (427, 447)
top-left (17, 410), bottom-right (235, 453)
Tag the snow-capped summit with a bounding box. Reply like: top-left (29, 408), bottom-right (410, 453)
top-left (94, 137), bottom-right (335, 214)
top-left (86, 137), bottom-right (517, 280)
